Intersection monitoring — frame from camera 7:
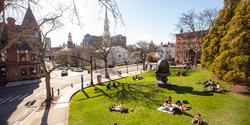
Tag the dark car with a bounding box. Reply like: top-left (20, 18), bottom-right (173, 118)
top-left (61, 70), bottom-right (68, 76)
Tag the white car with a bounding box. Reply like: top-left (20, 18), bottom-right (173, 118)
top-left (74, 68), bottom-right (83, 72)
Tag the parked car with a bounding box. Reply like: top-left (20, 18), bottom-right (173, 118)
top-left (74, 68), bottom-right (83, 72)
top-left (71, 68), bottom-right (76, 71)
top-left (61, 70), bottom-right (68, 76)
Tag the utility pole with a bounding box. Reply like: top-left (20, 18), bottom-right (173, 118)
top-left (126, 61), bottom-right (128, 74)
top-left (90, 56), bottom-right (93, 86)
top-left (137, 61), bottom-right (138, 71)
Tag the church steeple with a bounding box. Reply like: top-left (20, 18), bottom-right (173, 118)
top-left (22, 4), bottom-right (38, 27)
top-left (103, 7), bottom-right (110, 42)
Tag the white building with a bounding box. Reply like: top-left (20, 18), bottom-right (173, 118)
top-left (97, 46), bottom-right (129, 67)
top-left (156, 42), bottom-right (175, 60)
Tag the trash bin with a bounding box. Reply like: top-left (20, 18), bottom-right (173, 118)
top-left (97, 75), bottom-right (102, 84)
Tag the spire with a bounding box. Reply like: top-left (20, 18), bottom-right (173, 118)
top-left (22, 4), bottom-right (38, 26)
top-left (68, 32), bottom-right (72, 42)
top-left (103, 7), bottom-right (110, 41)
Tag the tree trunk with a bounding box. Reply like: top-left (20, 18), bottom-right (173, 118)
top-left (104, 59), bottom-right (109, 78)
top-left (45, 74), bottom-right (52, 102)
top-left (194, 52), bottom-right (197, 66)
top-left (142, 61), bottom-right (146, 70)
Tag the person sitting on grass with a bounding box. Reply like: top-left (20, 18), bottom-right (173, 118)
top-left (106, 82), bottom-right (111, 90)
top-left (132, 76), bottom-right (136, 80)
top-left (180, 103), bottom-right (192, 110)
top-left (216, 82), bottom-right (224, 92)
top-left (175, 99), bottom-right (181, 107)
top-left (177, 72), bottom-right (180, 76)
top-left (192, 114), bottom-right (203, 125)
top-left (112, 82), bottom-right (117, 88)
top-left (182, 71), bottom-right (186, 76)
top-left (164, 96), bottom-right (172, 107)
top-left (138, 74), bottom-right (144, 80)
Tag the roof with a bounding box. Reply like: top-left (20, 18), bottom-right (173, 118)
top-left (21, 5), bottom-right (38, 27)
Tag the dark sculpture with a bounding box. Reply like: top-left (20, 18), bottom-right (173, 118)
top-left (155, 59), bottom-right (171, 87)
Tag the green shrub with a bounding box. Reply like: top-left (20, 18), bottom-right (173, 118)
top-left (108, 64), bottom-right (114, 68)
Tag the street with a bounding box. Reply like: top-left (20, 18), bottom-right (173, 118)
top-left (0, 64), bottom-right (149, 125)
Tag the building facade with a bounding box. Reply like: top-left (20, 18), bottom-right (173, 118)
top-left (156, 42), bottom-right (175, 60)
top-left (175, 30), bottom-right (208, 64)
top-left (111, 35), bottom-right (126, 47)
top-left (82, 34), bottom-right (102, 46)
top-left (96, 46), bottom-right (130, 67)
top-left (0, 6), bottom-right (42, 86)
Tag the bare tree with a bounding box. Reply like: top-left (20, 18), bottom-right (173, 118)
top-left (0, 0), bottom-right (124, 102)
top-left (90, 39), bottom-right (112, 78)
top-left (177, 8), bottom-right (218, 65)
top-left (133, 41), bottom-right (157, 70)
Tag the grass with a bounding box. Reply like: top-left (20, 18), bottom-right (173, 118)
top-left (68, 69), bottom-right (250, 125)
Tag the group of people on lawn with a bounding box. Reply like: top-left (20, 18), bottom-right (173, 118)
top-left (161, 96), bottom-right (205, 125)
top-left (176, 71), bottom-right (187, 76)
top-left (161, 96), bottom-right (191, 113)
top-left (132, 74), bottom-right (144, 80)
top-left (204, 79), bottom-right (224, 92)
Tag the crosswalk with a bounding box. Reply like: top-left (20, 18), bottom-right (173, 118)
top-left (0, 90), bottom-right (47, 105)
top-left (0, 93), bottom-right (31, 105)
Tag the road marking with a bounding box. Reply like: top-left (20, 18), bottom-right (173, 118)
top-left (9, 95), bottom-right (21, 102)
top-left (19, 93), bottom-right (29, 101)
top-left (15, 110), bottom-right (28, 121)
top-left (0, 97), bottom-right (12, 104)
top-left (35, 90), bottom-right (45, 97)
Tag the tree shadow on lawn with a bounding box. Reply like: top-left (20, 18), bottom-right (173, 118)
top-left (77, 81), bottom-right (166, 108)
top-left (166, 85), bottom-right (214, 96)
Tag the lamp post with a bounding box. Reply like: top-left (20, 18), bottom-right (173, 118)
top-left (126, 61), bottom-right (128, 74)
top-left (137, 61), bottom-right (138, 71)
top-left (90, 56), bottom-right (93, 86)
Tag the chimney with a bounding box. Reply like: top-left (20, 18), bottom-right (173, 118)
top-left (7, 17), bottom-right (16, 42)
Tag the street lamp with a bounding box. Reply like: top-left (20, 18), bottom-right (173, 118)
top-left (90, 56), bottom-right (93, 86)
top-left (126, 61), bottom-right (128, 74)
top-left (137, 61), bottom-right (139, 71)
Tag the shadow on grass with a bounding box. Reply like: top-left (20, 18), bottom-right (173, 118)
top-left (173, 109), bottom-right (194, 118)
top-left (76, 94), bottom-right (103, 101)
top-left (166, 85), bottom-right (214, 96)
top-left (93, 80), bottom-right (165, 108)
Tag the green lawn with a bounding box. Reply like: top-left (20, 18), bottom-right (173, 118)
top-left (68, 69), bottom-right (250, 125)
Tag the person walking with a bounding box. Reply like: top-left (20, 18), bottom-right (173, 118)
top-left (57, 88), bottom-right (60, 95)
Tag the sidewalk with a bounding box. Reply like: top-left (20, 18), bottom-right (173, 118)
top-left (21, 70), bottom-right (147, 125)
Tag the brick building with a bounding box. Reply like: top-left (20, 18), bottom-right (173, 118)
top-left (0, 5), bottom-right (42, 86)
top-left (111, 35), bottom-right (126, 47)
top-left (175, 30), bottom-right (208, 64)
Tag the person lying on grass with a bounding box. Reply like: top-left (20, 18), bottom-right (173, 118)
top-left (192, 113), bottom-right (203, 125)
top-left (109, 103), bottom-right (133, 113)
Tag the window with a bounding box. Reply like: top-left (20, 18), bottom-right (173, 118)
top-left (20, 54), bottom-right (26, 62)
top-left (0, 68), bottom-right (6, 77)
top-left (21, 68), bottom-right (27, 75)
top-left (0, 51), bottom-right (7, 62)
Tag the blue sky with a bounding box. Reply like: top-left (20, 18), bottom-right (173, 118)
top-left (46, 0), bottom-right (224, 47)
